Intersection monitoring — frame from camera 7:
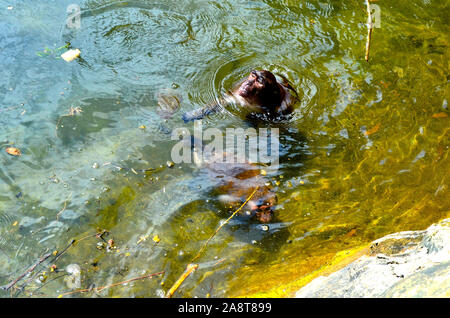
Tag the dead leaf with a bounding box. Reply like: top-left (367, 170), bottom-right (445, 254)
top-left (6, 147), bottom-right (21, 156)
top-left (364, 123), bottom-right (381, 136)
top-left (432, 112), bottom-right (448, 119)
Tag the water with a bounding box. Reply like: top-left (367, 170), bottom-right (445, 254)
top-left (0, 0), bottom-right (448, 297)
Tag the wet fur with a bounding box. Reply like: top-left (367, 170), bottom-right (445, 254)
top-left (182, 70), bottom-right (296, 122)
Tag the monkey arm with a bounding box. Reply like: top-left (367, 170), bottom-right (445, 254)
top-left (182, 102), bottom-right (224, 122)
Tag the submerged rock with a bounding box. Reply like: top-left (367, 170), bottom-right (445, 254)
top-left (295, 219), bottom-right (450, 297)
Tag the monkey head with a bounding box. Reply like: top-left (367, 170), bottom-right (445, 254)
top-left (245, 186), bottom-right (277, 223)
top-left (237, 70), bottom-right (283, 111)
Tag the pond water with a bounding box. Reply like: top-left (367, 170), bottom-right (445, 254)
top-left (0, 0), bottom-right (448, 297)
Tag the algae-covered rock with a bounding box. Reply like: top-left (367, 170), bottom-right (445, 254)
top-left (295, 218), bottom-right (450, 297)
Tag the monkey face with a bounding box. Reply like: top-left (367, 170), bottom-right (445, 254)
top-left (237, 70), bottom-right (281, 109)
top-left (246, 187), bottom-right (277, 223)
top-left (253, 200), bottom-right (276, 223)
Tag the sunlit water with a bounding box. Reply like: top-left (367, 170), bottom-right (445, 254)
top-left (0, 0), bottom-right (448, 297)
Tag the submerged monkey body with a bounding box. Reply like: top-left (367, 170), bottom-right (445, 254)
top-left (199, 151), bottom-right (277, 223)
top-left (182, 70), bottom-right (296, 122)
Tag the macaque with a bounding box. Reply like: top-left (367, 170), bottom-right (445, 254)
top-left (182, 70), bottom-right (296, 122)
top-left (198, 151), bottom-right (277, 223)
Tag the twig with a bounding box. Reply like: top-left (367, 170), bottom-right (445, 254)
top-left (57, 271), bottom-right (165, 298)
top-left (15, 239), bottom-right (76, 296)
top-left (165, 264), bottom-right (198, 298)
top-left (191, 186), bottom-right (259, 262)
top-left (13, 231), bottom-right (108, 296)
top-left (47, 231), bottom-right (107, 267)
top-left (51, 230), bottom-right (108, 264)
top-left (213, 258), bottom-right (226, 266)
top-left (56, 192), bottom-right (72, 219)
top-left (165, 187), bottom-right (259, 298)
top-left (51, 239), bottom-right (76, 263)
top-left (365, 0), bottom-right (373, 61)
top-left (1, 252), bottom-right (52, 291)
top-left (0, 105), bottom-right (23, 113)
top-left (32, 274), bottom-right (70, 294)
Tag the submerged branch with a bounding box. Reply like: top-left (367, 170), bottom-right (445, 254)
top-left (165, 187), bottom-right (260, 298)
top-left (9, 230), bottom-right (108, 296)
top-left (56, 192), bottom-right (72, 219)
top-left (57, 271), bottom-right (165, 298)
top-left (191, 186), bottom-right (259, 263)
top-left (165, 264), bottom-right (199, 298)
top-left (1, 252), bottom-right (52, 291)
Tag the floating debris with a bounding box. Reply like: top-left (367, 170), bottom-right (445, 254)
top-left (107, 239), bottom-right (116, 251)
top-left (64, 264), bottom-right (81, 289)
top-left (61, 49), bottom-right (81, 62)
top-left (68, 106), bottom-right (82, 115)
top-left (137, 234), bottom-right (150, 245)
top-left (38, 273), bottom-right (47, 283)
top-left (432, 112), bottom-right (448, 119)
top-left (5, 147), bottom-right (21, 156)
top-left (166, 161), bottom-right (175, 168)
